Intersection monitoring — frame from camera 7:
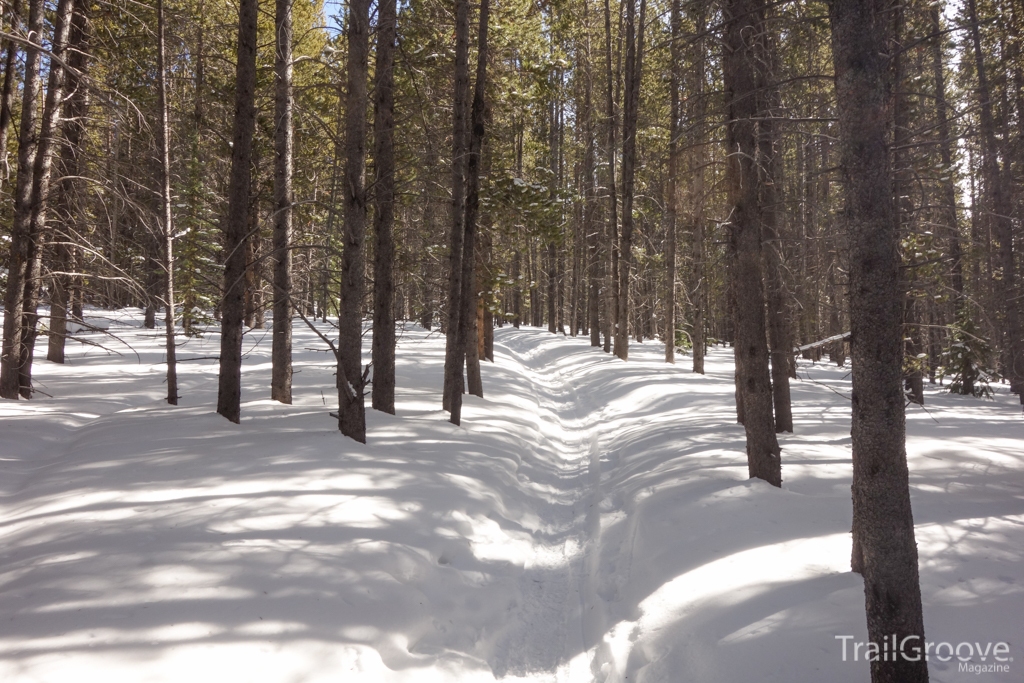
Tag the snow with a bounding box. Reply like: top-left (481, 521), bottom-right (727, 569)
top-left (0, 309), bottom-right (1021, 682)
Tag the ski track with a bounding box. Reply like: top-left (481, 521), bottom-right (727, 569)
top-left (490, 332), bottom-right (668, 682)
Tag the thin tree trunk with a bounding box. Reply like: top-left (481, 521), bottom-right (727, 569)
top-left (337, 0), bottom-right (370, 440)
top-left (157, 0), bottom-right (177, 405)
top-left (371, 0), bottom-right (396, 414)
top-left (583, 4), bottom-right (600, 347)
top-left (546, 242), bottom-right (556, 333)
top-left (530, 240), bottom-right (541, 327)
top-left (443, 0), bottom-right (471, 418)
top-left (546, 89), bottom-right (558, 335)
top-left (692, 212), bottom-right (705, 374)
top-left (603, 0), bottom-right (617, 354)
top-left (271, 0), bottom-right (294, 404)
top-left (829, 1), bottom-right (929, 681)
top-left (216, 0), bottom-right (258, 423)
top-left (665, 0), bottom-right (680, 363)
top-left (512, 250), bottom-right (522, 328)
top-left (723, 0), bottom-right (781, 485)
top-left (690, 4), bottom-right (707, 375)
top-left (320, 82), bottom-right (343, 325)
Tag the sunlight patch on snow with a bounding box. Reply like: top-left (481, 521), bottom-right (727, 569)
top-left (600, 619), bottom-right (640, 679)
top-left (237, 620), bottom-right (309, 636)
top-left (206, 494), bottom-right (412, 533)
top-left (450, 511), bottom-right (536, 565)
top-left (635, 532), bottom-right (851, 633)
top-left (35, 550), bottom-right (99, 565)
top-left (141, 564), bottom-right (244, 592)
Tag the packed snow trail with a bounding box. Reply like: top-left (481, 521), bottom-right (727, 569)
top-left (0, 311), bottom-right (1022, 682)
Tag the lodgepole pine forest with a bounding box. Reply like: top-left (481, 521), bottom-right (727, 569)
top-left (0, 0), bottom-right (1022, 681)
top-left (1, 0), bottom-right (1021, 422)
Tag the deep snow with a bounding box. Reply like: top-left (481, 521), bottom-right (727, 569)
top-left (0, 311), bottom-right (1021, 682)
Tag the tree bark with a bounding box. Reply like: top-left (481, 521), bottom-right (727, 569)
top-left (755, 20), bottom-right (793, 431)
top-left (460, 0), bottom-right (490, 402)
top-left (602, 0), bottom-right (617, 354)
top-left (582, 7), bottom-right (600, 348)
top-left (829, 1), bottom-right (929, 681)
top-left (47, 0), bottom-right (88, 365)
top-left (689, 3), bottom-right (707, 375)
top-left (371, 0), bottom-right (396, 414)
top-left (530, 240), bottom-right (541, 327)
top-left (614, 0), bottom-right (644, 360)
top-left (157, 0), bottom-right (178, 405)
top-left (337, 0), bottom-right (370, 441)
top-left (665, 0), bottom-right (680, 363)
top-left (723, 0), bottom-right (781, 485)
top-left (443, 0), bottom-right (471, 419)
top-left (271, 0), bottom-right (294, 404)
top-left (216, 0), bottom-right (258, 423)
top-left (512, 250), bottom-right (522, 328)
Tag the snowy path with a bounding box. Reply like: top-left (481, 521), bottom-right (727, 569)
top-left (0, 313), bottom-right (1022, 682)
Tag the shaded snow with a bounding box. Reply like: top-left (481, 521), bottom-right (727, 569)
top-left (0, 309), bottom-right (1020, 682)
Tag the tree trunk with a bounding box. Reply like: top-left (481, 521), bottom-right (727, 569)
top-left (371, 0), bottom-right (396, 414)
top-left (271, 0), bottom-right (294, 404)
top-left (546, 242), bottom-right (556, 333)
top-left (829, 1), bottom-right (929, 681)
top-left (460, 0), bottom-right (490, 403)
top-left (47, 0), bottom-right (88, 365)
top-left (216, 0), bottom-right (258, 423)
top-left (689, 3), bottom-right (707, 375)
top-left (614, 0), bottom-right (644, 360)
top-left (665, 0), bottom-right (680, 363)
top-left (583, 11), bottom-right (600, 348)
top-left (755, 22), bottom-right (793, 431)
top-left (337, 0), bottom-right (370, 441)
top-left (602, 0), bottom-right (617, 354)
top-left (530, 241), bottom-right (541, 327)
top-left (723, 0), bottom-right (781, 485)
top-left (157, 0), bottom-right (178, 405)
top-left (443, 0), bottom-right (471, 418)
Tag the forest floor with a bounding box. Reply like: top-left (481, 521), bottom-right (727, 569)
top-left (0, 310), bottom-right (1021, 682)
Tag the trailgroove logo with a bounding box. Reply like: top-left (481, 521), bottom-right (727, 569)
top-left (835, 635), bottom-right (1013, 672)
